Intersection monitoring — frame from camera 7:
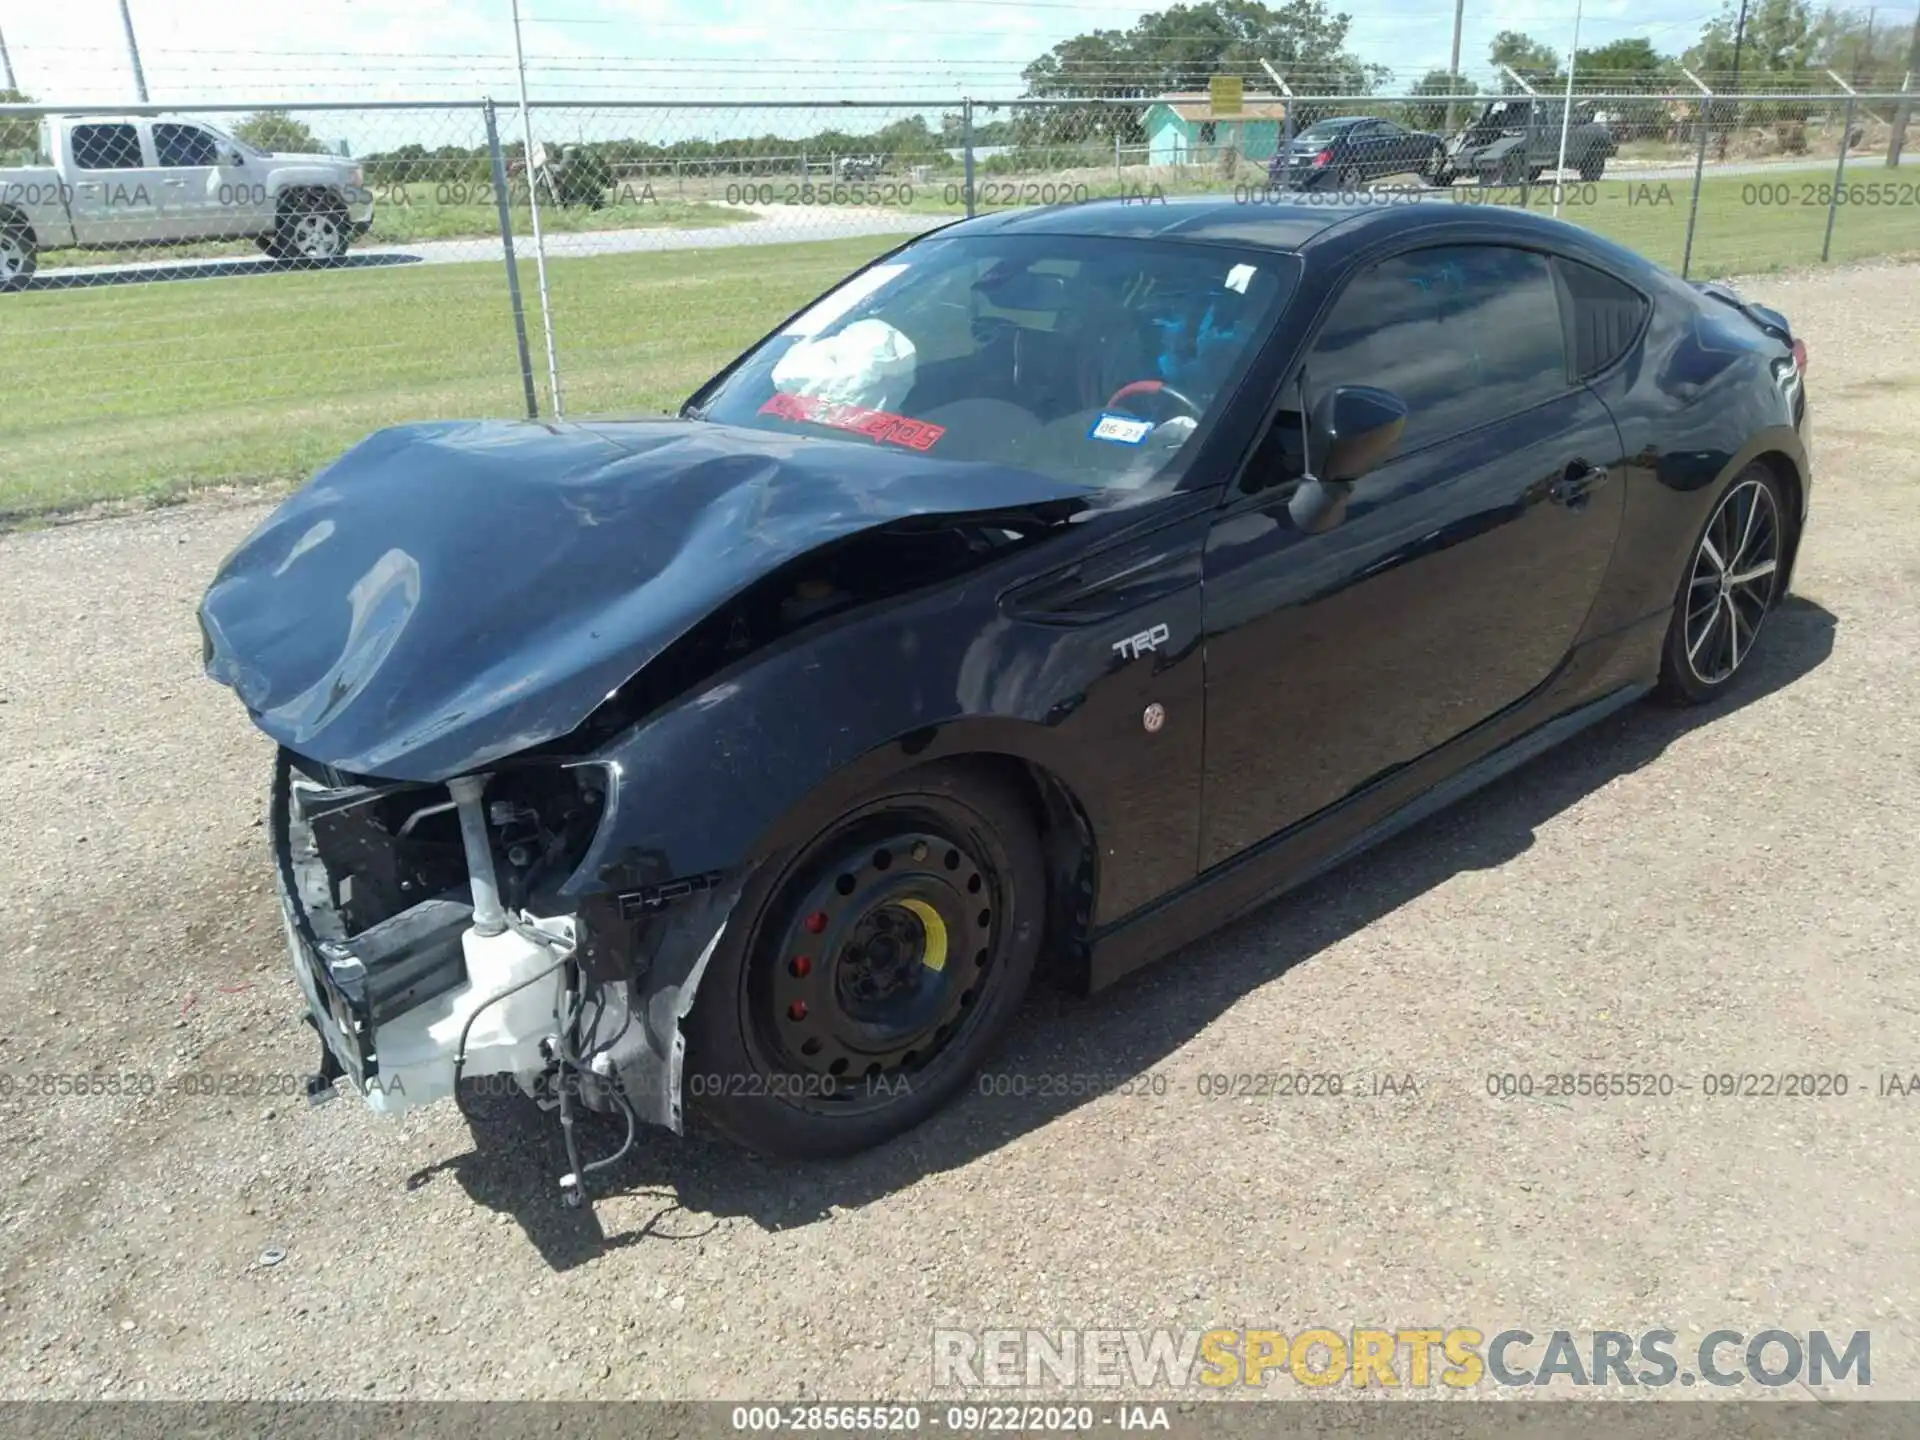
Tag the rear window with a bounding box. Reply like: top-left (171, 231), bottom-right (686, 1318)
top-left (1556, 259), bottom-right (1650, 379)
top-left (693, 234), bottom-right (1294, 493)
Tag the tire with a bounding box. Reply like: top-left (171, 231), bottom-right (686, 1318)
top-left (1656, 463), bottom-right (1788, 704)
top-left (684, 761), bottom-right (1048, 1159)
top-left (274, 196), bottom-right (351, 267)
top-left (1527, 166), bottom-right (1545, 184)
top-left (1429, 164), bottom-right (1455, 188)
top-left (0, 222), bottom-right (37, 293)
top-left (1578, 152), bottom-right (1606, 182)
top-left (1337, 163), bottom-right (1362, 192)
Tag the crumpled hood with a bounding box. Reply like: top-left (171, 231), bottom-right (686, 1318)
top-left (200, 417), bottom-right (1088, 780)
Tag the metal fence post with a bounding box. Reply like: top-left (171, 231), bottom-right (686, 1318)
top-left (509, 0), bottom-right (564, 420)
top-left (1679, 68), bottom-right (1714, 279)
top-left (1262, 63), bottom-right (1296, 190)
top-left (484, 99), bottom-right (541, 421)
top-left (962, 97), bottom-right (976, 218)
top-left (1824, 73), bottom-right (1859, 263)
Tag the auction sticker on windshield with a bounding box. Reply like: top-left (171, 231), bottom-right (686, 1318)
top-left (758, 392), bottom-right (946, 452)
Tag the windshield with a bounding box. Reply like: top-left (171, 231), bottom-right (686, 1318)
top-left (1471, 101), bottom-right (1530, 128)
top-left (691, 233), bottom-right (1294, 492)
top-left (209, 125), bottom-right (270, 159)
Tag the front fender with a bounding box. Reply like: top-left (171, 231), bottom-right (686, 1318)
top-left (561, 519), bottom-right (1212, 935)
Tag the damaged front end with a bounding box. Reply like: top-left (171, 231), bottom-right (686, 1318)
top-left (204, 416), bottom-right (1094, 1191)
top-left (271, 747), bottom-right (739, 1202)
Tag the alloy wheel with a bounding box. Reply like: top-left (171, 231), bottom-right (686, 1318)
top-left (291, 214), bottom-right (342, 260)
top-left (1684, 476), bottom-right (1781, 685)
top-left (0, 234), bottom-right (25, 283)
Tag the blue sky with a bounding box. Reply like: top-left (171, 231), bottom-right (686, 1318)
top-left (3, 0), bottom-right (1741, 105)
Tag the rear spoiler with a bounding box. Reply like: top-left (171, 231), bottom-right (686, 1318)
top-left (1691, 279), bottom-right (1792, 345)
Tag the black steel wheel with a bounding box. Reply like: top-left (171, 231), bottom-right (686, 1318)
top-left (1658, 463), bottom-right (1787, 703)
top-left (685, 762), bottom-right (1046, 1158)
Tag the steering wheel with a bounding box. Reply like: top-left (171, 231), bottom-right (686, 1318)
top-left (1105, 380), bottom-right (1201, 421)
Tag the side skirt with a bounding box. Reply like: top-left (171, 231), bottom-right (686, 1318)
top-left (1084, 676), bottom-right (1652, 991)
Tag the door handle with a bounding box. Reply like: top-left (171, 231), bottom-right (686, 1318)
top-left (1549, 460), bottom-right (1607, 508)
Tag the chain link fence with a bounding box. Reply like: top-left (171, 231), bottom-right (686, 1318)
top-left (0, 83), bottom-right (1914, 516)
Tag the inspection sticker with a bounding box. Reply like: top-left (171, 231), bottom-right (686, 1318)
top-left (1089, 413), bottom-right (1154, 445)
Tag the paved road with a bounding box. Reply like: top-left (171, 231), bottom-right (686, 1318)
top-left (25, 151), bottom-right (1914, 291)
top-left (25, 206), bottom-right (944, 290)
top-left (1, 260), bottom-right (1916, 1402)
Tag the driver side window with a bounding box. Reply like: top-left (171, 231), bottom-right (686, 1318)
top-left (153, 123), bottom-right (221, 169)
top-left (1242, 244), bottom-right (1570, 492)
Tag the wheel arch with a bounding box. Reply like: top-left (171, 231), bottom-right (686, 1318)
top-left (1749, 447), bottom-right (1808, 594)
top-left (0, 204), bottom-right (35, 241)
top-left (275, 183), bottom-right (346, 215)
top-left (750, 736), bottom-right (1104, 993)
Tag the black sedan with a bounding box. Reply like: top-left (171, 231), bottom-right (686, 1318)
top-left (1268, 115), bottom-right (1448, 190)
top-left (201, 196), bottom-right (1810, 1184)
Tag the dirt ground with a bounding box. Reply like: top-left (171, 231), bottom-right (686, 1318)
top-left (0, 259), bottom-right (1916, 1403)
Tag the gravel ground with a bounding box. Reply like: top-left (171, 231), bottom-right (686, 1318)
top-left (0, 259), bottom-right (1916, 1405)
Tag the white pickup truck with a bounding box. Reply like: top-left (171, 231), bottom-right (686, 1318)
top-left (0, 113), bottom-right (374, 290)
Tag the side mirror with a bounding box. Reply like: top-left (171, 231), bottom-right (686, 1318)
top-left (1287, 385), bottom-right (1408, 534)
top-left (227, 149), bottom-right (246, 167)
top-left (1313, 384), bottom-right (1407, 483)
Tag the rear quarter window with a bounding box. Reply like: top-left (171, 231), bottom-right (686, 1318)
top-left (1555, 258), bottom-right (1651, 380)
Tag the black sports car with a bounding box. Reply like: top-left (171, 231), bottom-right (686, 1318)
top-left (1268, 115), bottom-right (1448, 190)
top-left (201, 196), bottom-right (1811, 1186)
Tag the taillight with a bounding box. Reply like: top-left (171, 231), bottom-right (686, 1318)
top-left (1791, 338), bottom-right (1808, 374)
top-left (1313, 149), bottom-right (1333, 167)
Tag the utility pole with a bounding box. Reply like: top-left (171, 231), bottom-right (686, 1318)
top-left (1444, 0), bottom-right (1466, 133)
top-left (1857, 6), bottom-right (1877, 87)
top-left (1716, 0), bottom-right (1751, 159)
top-left (0, 22), bottom-right (16, 92)
top-left (1553, 0), bottom-right (1584, 217)
top-left (1890, 9), bottom-right (1920, 166)
top-left (117, 0), bottom-right (150, 102)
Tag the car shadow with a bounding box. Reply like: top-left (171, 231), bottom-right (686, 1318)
top-left (416, 597), bottom-right (1837, 1270)
top-left (22, 251), bottom-right (422, 291)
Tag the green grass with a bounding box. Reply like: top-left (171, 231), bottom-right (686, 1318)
top-left (0, 236), bottom-right (893, 521)
top-left (0, 170), bottom-right (1913, 524)
top-left (368, 192), bottom-right (745, 244)
top-left (1426, 168), bottom-right (1920, 275)
top-left (818, 165), bottom-right (1916, 277)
